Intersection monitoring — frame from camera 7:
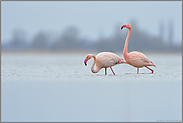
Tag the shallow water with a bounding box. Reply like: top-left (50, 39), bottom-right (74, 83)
top-left (1, 52), bottom-right (182, 122)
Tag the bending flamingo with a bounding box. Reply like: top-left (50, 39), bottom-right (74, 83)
top-left (84, 52), bottom-right (127, 75)
top-left (121, 24), bottom-right (156, 74)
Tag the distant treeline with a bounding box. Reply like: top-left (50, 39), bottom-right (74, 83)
top-left (2, 21), bottom-right (181, 52)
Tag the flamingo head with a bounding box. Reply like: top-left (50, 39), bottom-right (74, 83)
top-left (84, 54), bottom-right (93, 66)
top-left (121, 24), bottom-right (131, 30)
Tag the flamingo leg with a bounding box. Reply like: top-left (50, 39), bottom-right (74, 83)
top-left (110, 67), bottom-right (115, 75)
top-left (105, 68), bottom-right (107, 75)
top-left (145, 66), bottom-right (154, 73)
top-left (137, 68), bottom-right (139, 74)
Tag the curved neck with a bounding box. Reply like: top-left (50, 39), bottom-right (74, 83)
top-left (123, 28), bottom-right (131, 59)
top-left (91, 55), bottom-right (100, 73)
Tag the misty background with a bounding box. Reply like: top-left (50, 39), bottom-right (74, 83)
top-left (1, 2), bottom-right (182, 122)
top-left (1, 1), bottom-right (182, 52)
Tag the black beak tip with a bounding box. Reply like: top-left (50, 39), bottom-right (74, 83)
top-left (121, 27), bottom-right (123, 30)
top-left (84, 62), bottom-right (87, 66)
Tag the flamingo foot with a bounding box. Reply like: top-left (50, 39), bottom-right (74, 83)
top-left (137, 68), bottom-right (139, 74)
top-left (105, 68), bottom-right (107, 75)
top-left (145, 66), bottom-right (154, 73)
top-left (110, 67), bottom-right (115, 75)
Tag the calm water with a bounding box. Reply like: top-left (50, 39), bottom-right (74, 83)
top-left (1, 52), bottom-right (182, 122)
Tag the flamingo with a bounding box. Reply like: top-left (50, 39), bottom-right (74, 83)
top-left (121, 24), bottom-right (156, 74)
top-left (84, 52), bottom-right (127, 75)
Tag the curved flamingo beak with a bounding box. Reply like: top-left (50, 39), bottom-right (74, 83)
top-left (121, 25), bottom-right (127, 30)
top-left (84, 57), bottom-right (88, 66)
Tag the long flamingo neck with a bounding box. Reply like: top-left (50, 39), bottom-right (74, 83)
top-left (91, 55), bottom-right (100, 73)
top-left (123, 28), bottom-right (131, 59)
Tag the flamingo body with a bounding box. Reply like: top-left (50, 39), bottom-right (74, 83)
top-left (125, 51), bottom-right (155, 68)
top-left (96, 52), bottom-right (124, 68)
top-left (84, 52), bottom-right (126, 75)
top-left (121, 24), bottom-right (156, 73)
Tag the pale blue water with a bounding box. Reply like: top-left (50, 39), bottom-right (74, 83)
top-left (1, 52), bottom-right (182, 122)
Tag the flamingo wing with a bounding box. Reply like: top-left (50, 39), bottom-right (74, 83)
top-left (128, 51), bottom-right (150, 67)
top-left (96, 52), bottom-right (120, 67)
top-left (108, 54), bottom-right (119, 65)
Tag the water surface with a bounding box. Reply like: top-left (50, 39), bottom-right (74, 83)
top-left (1, 52), bottom-right (182, 122)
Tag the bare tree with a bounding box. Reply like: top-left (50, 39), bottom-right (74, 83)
top-left (11, 29), bottom-right (27, 48)
top-left (31, 31), bottom-right (50, 49)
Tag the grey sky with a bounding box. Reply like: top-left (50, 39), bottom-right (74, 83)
top-left (1, 1), bottom-right (182, 44)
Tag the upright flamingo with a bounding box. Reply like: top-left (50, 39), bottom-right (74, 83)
top-left (84, 52), bottom-right (127, 75)
top-left (121, 24), bottom-right (156, 74)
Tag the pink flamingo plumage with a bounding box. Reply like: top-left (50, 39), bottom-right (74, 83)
top-left (121, 24), bottom-right (156, 74)
top-left (84, 52), bottom-right (127, 75)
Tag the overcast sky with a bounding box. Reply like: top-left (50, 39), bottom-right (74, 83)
top-left (1, 1), bottom-right (182, 44)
